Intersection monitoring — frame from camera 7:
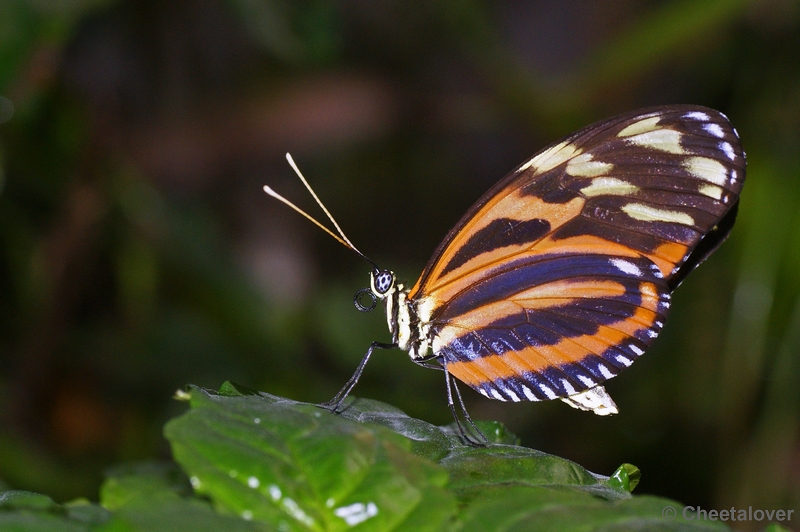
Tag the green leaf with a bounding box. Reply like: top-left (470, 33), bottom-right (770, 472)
top-left (164, 384), bottom-right (455, 531)
top-left (63, 500), bottom-right (111, 527)
top-left (442, 445), bottom-right (627, 502)
top-left (608, 463), bottom-right (641, 493)
top-left (762, 524), bottom-right (793, 532)
top-left (0, 490), bottom-right (109, 532)
top-left (164, 383), bottom-right (723, 531)
top-left (456, 489), bottom-right (728, 531)
top-left (0, 491), bottom-right (62, 512)
top-left (0, 385), bottom-right (731, 531)
top-left (99, 462), bottom-right (193, 510)
top-left (96, 462), bottom-right (267, 532)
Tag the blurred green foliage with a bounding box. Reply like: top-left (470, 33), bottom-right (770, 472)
top-left (0, 1), bottom-right (799, 530)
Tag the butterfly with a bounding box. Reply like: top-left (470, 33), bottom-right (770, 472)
top-left (265, 105), bottom-right (745, 435)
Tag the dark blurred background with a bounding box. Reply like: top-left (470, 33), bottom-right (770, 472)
top-left (1, 0), bottom-right (799, 528)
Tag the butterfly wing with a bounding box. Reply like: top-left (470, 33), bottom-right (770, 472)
top-left (409, 105), bottom-right (745, 405)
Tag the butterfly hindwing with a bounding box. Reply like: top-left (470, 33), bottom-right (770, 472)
top-left (409, 105), bottom-right (745, 402)
top-left (433, 254), bottom-right (670, 402)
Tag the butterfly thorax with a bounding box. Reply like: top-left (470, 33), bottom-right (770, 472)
top-left (370, 270), bottom-right (432, 361)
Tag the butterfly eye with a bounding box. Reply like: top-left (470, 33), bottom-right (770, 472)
top-left (373, 270), bottom-right (395, 295)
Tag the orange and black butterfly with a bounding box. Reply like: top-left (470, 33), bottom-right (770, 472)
top-left (266, 105), bottom-right (745, 430)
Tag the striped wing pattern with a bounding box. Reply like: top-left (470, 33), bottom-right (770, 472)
top-left (409, 106), bottom-right (745, 403)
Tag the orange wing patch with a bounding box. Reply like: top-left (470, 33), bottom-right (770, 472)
top-left (446, 281), bottom-right (665, 387)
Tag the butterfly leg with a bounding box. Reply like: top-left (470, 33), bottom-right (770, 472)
top-left (320, 341), bottom-right (397, 413)
top-left (443, 361), bottom-right (488, 446)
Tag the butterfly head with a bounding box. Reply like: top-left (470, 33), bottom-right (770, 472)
top-left (352, 268), bottom-right (396, 312)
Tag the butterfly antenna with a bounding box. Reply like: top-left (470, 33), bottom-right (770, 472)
top-left (263, 153), bottom-right (378, 270)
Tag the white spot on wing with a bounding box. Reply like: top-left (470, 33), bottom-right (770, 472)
top-left (616, 354), bottom-right (633, 367)
top-left (598, 365), bottom-right (614, 380)
top-left (685, 111), bottom-right (710, 121)
top-left (505, 388), bottom-right (521, 402)
top-left (521, 385), bottom-right (536, 401)
top-left (625, 129), bottom-right (684, 154)
top-left (720, 141), bottom-right (735, 160)
top-left (610, 258), bottom-right (642, 277)
top-left (518, 141), bottom-right (582, 174)
top-left (539, 384), bottom-right (558, 399)
top-left (561, 379), bottom-right (577, 396)
top-left (698, 184), bottom-right (723, 200)
top-left (640, 283), bottom-right (658, 300)
top-left (490, 389), bottom-right (506, 401)
top-left (578, 375), bottom-right (596, 388)
top-left (622, 203), bottom-right (695, 226)
top-left (618, 116), bottom-right (661, 137)
top-left (629, 344), bottom-right (644, 356)
top-left (685, 157), bottom-right (728, 186)
top-left (580, 177), bottom-right (639, 197)
top-left (479, 389), bottom-right (490, 398)
top-left (703, 123), bottom-right (725, 137)
top-left (566, 152), bottom-right (614, 177)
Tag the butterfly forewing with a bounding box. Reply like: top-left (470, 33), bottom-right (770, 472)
top-left (409, 105), bottom-right (745, 402)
